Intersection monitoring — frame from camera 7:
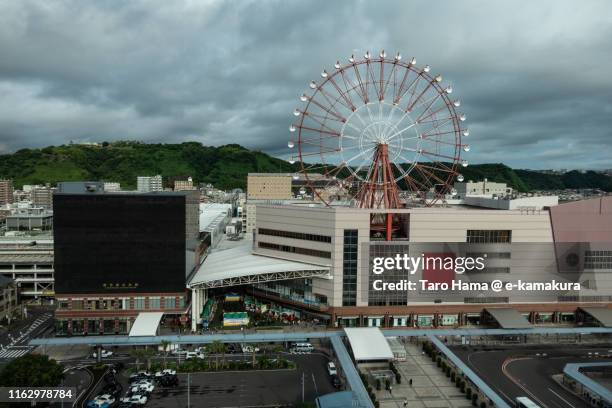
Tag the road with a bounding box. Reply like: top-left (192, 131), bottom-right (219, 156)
top-left (0, 308), bottom-right (54, 361)
top-left (452, 344), bottom-right (612, 408)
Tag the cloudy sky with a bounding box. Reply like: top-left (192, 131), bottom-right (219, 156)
top-left (0, 0), bottom-right (611, 169)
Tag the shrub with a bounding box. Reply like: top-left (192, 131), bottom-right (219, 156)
top-left (395, 373), bottom-right (402, 384)
top-left (450, 372), bottom-right (456, 382)
top-left (376, 379), bottom-right (381, 390)
top-left (466, 387), bottom-right (472, 398)
top-left (480, 402), bottom-right (487, 408)
top-left (472, 393), bottom-right (478, 405)
top-left (385, 379), bottom-right (391, 390)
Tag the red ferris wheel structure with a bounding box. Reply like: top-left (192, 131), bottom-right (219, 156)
top-left (288, 50), bottom-right (470, 238)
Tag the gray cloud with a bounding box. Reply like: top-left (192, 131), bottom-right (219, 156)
top-left (0, 0), bottom-right (611, 170)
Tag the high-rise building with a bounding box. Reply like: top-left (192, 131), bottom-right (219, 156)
top-left (0, 179), bottom-right (14, 205)
top-left (137, 175), bottom-right (163, 192)
top-left (53, 188), bottom-right (202, 335)
top-left (32, 186), bottom-right (55, 210)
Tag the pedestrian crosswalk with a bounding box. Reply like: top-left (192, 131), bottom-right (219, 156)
top-left (0, 346), bottom-right (33, 359)
top-left (0, 312), bottom-right (53, 361)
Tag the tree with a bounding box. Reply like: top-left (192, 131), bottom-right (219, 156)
top-left (209, 341), bottom-right (226, 370)
top-left (0, 354), bottom-right (64, 387)
top-left (160, 340), bottom-right (171, 369)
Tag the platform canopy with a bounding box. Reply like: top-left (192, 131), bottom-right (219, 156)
top-left (344, 327), bottom-right (394, 362)
top-left (485, 308), bottom-right (532, 329)
top-left (188, 242), bottom-right (330, 289)
top-left (129, 312), bottom-right (164, 336)
top-left (581, 307), bottom-right (612, 327)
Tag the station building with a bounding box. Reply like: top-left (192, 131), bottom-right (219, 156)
top-left (53, 186), bottom-right (203, 335)
top-left (188, 196), bottom-right (612, 330)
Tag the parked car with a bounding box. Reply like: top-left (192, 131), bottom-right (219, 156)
top-left (120, 394), bottom-right (148, 405)
top-left (129, 371), bottom-right (152, 382)
top-left (155, 369), bottom-right (177, 378)
top-left (131, 382), bottom-right (154, 395)
top-left (87, 394), bottom-right (115, 407)
top-left (160, 375), bottom-right (179, 387)
top-left (92, 349), bottom-right (113, 358)
top-left (101, 383), bottom-right (121, 397)
top-left (327, 361), bottom-right (337, 376)
top-left (330, 374), bottom-right (342, 389)
top-left (241, 344), bottom-right (260, 353)
top-left (171, 348), bottom-right (188, 355)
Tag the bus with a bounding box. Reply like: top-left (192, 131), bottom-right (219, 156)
top-left (515, 397), bottom-right (541, 408)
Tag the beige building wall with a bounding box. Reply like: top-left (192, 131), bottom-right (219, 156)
top-left (255, 205), bottom-right (563, 308)
top-left (247, 174), bottom-right (292, 200)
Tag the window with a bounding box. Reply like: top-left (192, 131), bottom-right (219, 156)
top-left (342, 230), bottom-right (358, 306)
top-left (466, 252), bottom-right (511, 259)
top-left (149, 297), bottom-right (161, 309)
top-left (134, 297), bottom-right (145, 309)
top-left (584, 250), bottom-right (612, 269)
top-left (466, 230), bottom-right (512, 243)
top-left (164, 297), bottom-right (175, 309)
top-left (258, 242), bottom-right (331, 258)
top-left (258, 228), bottom-right (331, 243)
top-left (464, 296), bottom-right (509, 303)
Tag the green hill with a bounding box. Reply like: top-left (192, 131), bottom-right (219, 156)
top-left (0, 142), bottom-right (295, 190)
top-left (0, 141), bottom-right (610, 192)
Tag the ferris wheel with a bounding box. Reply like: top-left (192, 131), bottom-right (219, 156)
top-left (288, 50), bottom-right (469, 207)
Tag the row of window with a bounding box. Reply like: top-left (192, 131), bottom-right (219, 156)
top-left (466, 230), bottom-right (512, 243)
top-left (465, 252), bottom-right (511, 259)
top-left (58, 296), bottom-right (185, 310)
top-left (258, 228), bottom-right (332, 243)
top-left (584, 250), bottom-right (612, 270)
top-left (258, 242), bottom-right (331, 259)
top-left (342, 230), bottom-right (358, 307)
top-left (468, 267), bottom-right (511, 274)
top-left (464, 296), bottom-right (509, 303)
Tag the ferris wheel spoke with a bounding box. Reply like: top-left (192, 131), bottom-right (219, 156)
top-left (414, 163), bottom-right (446, 185)
top-left (308, 94), bottom-right (347, 123)
top-left (351, 62), bottom-right (369, 104)
top-left (406, 77), bottom-right (435, 113)
top-left (393, 65), bottom-right (412, 104)
top-left (419, 149), bottom-right (459, 162)
top-left (416, 102), bottom-right (452, 124)
top-left (417, 163), bottom-right (457, 174)
top-left (298, 125), bottom-right (340, 137)
top-left (385, 122), bottom-right (418, 141)
top-left (381, 61), bottom-right (398, 100)
top-left (344, 147), bottom-right (376, 167)
top-left (366, 62), bottom-right (381, 102)
top-left (326, 75), bottom-right (357, 111)
top-left (420, 118), bottom-right (453, 135)
top-left (418, 115), bottom-right (455, 126)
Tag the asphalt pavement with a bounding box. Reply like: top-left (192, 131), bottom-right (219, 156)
top-left (0, 307), bottom-right (54, 361)
top-left (451, 344), bottom-right (612, 408)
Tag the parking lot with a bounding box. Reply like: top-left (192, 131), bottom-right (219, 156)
top-left (79, 347), bottom-right (339, 408)
top-left (145, 354), bottom-right (336, 408)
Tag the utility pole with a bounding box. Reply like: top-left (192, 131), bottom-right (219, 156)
top-left (301, 371), bottom-right (305, 402)
top-left (187, 372), bottom-right (191, 408)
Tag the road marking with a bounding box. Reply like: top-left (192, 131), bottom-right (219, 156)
top-left (548, 387), bottom-right (575, 408)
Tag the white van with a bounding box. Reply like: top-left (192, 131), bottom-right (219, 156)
top-left (291, 343), bottom-right (314, 353)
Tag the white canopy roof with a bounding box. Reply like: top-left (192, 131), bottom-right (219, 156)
top-left (129, 312), bottom-right (164, 336)
top-left (344, 327), bottom-right (394, 361)
top-left (188, 242), bottom-right (330, 289)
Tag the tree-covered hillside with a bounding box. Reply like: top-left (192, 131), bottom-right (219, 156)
top-left (0, 141), bottom-right (610, 192)
top-left (0, 142), bottom-right (296, 190)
